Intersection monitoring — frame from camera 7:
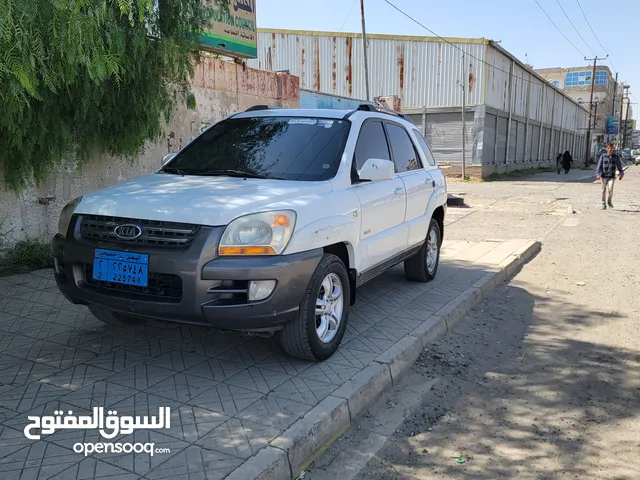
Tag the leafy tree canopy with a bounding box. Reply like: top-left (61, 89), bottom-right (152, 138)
top-left (0, 0), bottom-right (229, 191)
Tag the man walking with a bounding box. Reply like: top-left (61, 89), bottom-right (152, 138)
top-left (596, 143), bottom-right (624, 209)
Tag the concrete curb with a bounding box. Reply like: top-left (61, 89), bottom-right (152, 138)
top-left (225, 240), bottom-right (541, 480)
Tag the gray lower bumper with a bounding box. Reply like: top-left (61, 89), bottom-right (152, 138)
top-left (52, 217), bottom-right (323, 332)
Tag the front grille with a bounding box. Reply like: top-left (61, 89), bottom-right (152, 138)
top-left (84, 265), bottom-right (183, 302)
top-left (80, 215), bottom-right (199, 247)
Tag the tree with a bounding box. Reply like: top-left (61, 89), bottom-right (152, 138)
top-left (0, 0), bottom-right (229, 191)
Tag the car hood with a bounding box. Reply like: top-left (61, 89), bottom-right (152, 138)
top-left (74, 173), bottom-right (333, 225)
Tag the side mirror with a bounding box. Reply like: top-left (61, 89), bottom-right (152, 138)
top-left (162, 152), bottom-right (176, 167)
top-left (358, 158), bottom-right (395, 182)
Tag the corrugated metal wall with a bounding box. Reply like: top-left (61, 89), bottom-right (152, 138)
top-left (484, 46), bottom-right (587, 130)
top-left (247, 30), bottom-right (589, 167)
top-left (248, 30), bottom-right (486, 108)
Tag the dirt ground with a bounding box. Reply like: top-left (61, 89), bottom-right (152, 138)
top-left (306, 165), bottom-right (640, 479)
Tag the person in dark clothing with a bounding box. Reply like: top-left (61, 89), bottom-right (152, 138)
top-left (562, 150), bottom-right (573, 174)
top-left (556, 153), bottom-right (563, 174)
top-left (596, 143), bottom-right (625, 209)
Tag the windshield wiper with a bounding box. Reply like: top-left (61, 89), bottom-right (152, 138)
top-left (161, 166), bottom-right (191, 176)
top-left (195, 169), bottom-right (270, 179)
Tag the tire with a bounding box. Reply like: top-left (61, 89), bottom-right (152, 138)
top-left (277, 254), bottom-right (350, 361)
top-left (404, 218), bottom-right (441, 282)
top-left (88, 305), bottom-right (146, 326)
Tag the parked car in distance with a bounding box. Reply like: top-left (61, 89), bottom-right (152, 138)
top-left (52, 104), bottom-right (448, 360)
top-left (632, 149), bottom-right (640, 165)
top-left (620, 148), bottom-right (632, 165)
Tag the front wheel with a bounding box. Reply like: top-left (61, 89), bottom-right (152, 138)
top-left (404, 218), bottom-right (441, 282)
top-left (277, 254), bottom-right (350, 361)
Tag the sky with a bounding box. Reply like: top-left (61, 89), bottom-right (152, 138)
top-left (256, 0), bottom-right (639, 120)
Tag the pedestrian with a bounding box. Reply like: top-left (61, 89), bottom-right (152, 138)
top-left (556, 152), bottom-right (563, 174)
top-left (562, 150), bottom-right (574, 174)
top-left (596, 143), bottom-right (625, 210)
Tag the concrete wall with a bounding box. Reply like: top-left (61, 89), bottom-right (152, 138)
top-left (0, 58), bottom-right (300, 253)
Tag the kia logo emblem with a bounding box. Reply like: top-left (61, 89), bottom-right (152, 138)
top-left (113, 224), bottom-right (143, 240)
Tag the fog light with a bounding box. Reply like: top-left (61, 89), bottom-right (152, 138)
top-left (248, 280), bottom-right (276, 302)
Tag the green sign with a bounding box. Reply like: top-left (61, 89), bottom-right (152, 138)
top-left (199, 1), bottom-right (257, 58)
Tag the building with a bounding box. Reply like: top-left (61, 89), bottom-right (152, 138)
top-left (249, 29), bottom-right (589, 176)
top-left (535, 66), bottom-right (621, 141)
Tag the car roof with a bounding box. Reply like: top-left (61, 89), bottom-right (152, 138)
top-left (232, 108), bottom-right (352, 120)
top-left (231, 107), bottom-right (416, 127)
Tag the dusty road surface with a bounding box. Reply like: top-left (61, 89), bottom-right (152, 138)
top-left (306, 166), bottom-right (640, 479)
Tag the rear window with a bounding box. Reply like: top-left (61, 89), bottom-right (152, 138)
top-left (166, 116), bottom-right (351, 181)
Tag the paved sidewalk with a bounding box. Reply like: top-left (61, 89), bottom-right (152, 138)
top-left (0, 239), bottom-right (535, 480)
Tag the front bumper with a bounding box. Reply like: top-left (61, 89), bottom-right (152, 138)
top-left (52, 216), bottom-right (323, 331)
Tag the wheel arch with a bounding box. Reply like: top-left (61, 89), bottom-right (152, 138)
top-left (323, 242), bottom-right (357, 306)
top-left (432, 206), bottom-right (445, 245)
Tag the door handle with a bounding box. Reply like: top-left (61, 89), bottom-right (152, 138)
top-left (394, 187), bottom-right (404, 195)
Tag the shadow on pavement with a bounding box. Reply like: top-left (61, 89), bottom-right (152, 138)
top-left (363, 283), bottom-right (638, 479)
top-left (509, 170), bottom-right (597, 184)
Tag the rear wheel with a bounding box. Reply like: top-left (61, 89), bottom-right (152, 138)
top-left (277, 254), bottom-right (350, 361)
top-left (404, 218), bottom-right (441, 282)
top-left (88, 305), bottom-right (145, 326)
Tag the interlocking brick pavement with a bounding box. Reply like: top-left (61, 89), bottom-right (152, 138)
top-left (0, 240), bottom-right (523, 479)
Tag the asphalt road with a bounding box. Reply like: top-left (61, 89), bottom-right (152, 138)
top-left (306, 165), bottom-right (640, 479)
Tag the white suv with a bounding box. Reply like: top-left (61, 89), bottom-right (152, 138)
top-left (52, 104), bottom-right (448, 360)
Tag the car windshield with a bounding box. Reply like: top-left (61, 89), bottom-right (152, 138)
top-left (163, 116), bottom-right (351, 181)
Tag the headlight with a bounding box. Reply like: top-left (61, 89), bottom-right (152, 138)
top-left (219, 210), bottom-right (296, 255)
top-left (57, 196), bottom-right (82, 236)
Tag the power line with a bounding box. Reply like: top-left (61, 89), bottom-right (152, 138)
top-left (381, 0), bottom-right (522, 82)
top-left (575, 0), bottom-right (617, 73)
top-left (555, 0), bottom-right (596, 55)
top-left (533, 0), bottom-right (585, 57)
top-left (381, 0), bottom-right (582, 91)
top-left (339, 0), bottom-right (358, 32)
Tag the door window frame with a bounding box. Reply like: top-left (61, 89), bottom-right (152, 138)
top-left (351, 118), bottom-right (393, 184)
top-left (382, 120), bottom-right (425, 174)
top-left (411, 129), bottom-right (437, 167)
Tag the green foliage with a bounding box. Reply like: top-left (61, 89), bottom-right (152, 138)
top-left (0, 0), bottom-right (229, 191)
top-left (0, 238), bottom-right (52, 275)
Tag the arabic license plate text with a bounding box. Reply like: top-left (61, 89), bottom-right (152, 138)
top-left (93, 249), bottom-right (149, 287)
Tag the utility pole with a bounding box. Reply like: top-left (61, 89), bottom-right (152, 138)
top-left (619, 84), bottom-right (628, 147)
top-left (584, 55), bottom-right (608, 166)
top-left (593, 101), bottom-right (599, 143)
top-left (458, 52), bottom-right (467, 179)
top-left (621, 86), bottom-right (631, 149)
top-left (609, 72), bottom-right (618, 143)
top-left (611, 72), bottom-right (618, 116)
top-left (360, 0), bottom-right (371, 102)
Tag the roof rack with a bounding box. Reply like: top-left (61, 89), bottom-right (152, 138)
top-left (244, 105), bottom-right (283, 112)
top-left (344, 103), bottom-right (412, 122)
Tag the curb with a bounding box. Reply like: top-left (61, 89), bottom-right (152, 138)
top-left (225, 240), bottom-right (541, 480)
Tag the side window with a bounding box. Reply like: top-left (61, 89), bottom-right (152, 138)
top-left (413, 130), bottom-right (437, 166)
top-left (386, 123), bottom-right (423, 173)
top-left (354, 121), bottom-right (391, 170)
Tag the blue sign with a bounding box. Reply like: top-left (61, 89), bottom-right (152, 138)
top-left (606, 116), bottom-right (619, 135)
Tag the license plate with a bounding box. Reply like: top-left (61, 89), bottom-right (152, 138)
top-left (93, 249), bottom-right (149, 287)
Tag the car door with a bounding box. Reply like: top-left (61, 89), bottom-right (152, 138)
top-left (412, 128), bottom-right (447, 207)
top-left (384, 122), bottom-right (433, 249)
top-left (353, 120), bottom-right (408, 273)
